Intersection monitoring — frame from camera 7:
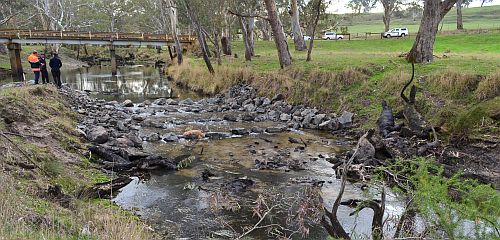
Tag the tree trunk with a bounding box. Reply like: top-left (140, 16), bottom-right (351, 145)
top-left (240, 17), bottom-right (252, 62)
top-left (168, 0), bottom-right (183, 65)
top-left (306, 0), bottom-right (322, 62)
top-left (222, 13), bottom-right (232, 55)
top-left (214, 30), bottom-right (222, 65)
top-left (381, 1), bottom-right (393, 32)
top-left (263, 0), bottom-right (292, 69)
top-left (184, 1), bottom-right (214, 74)
top-left (290, 0), bottom-right (307, 51)
top-left (407, 0), bottom-right (457, 63)
top-left (261, 20), bottom-right (271, 41)
top-left (247, 17), bottom-right (255, 56)
top-left (456, 0), bottom-right (464, 30)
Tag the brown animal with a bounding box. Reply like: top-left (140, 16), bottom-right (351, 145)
top-left (183, 130), bottom-right (205, 140)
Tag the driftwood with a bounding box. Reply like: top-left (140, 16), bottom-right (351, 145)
top-left (322, 130), bottom-right (387, 240)
top-left (77, 176), bottom-right (133, 199)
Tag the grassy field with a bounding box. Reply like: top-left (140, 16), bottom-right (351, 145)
top-left (341, 5), bottom-right (500, 34)
top-left (173, 31), bottom-right (499, 140)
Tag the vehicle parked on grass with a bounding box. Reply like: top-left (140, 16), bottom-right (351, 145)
top-left (322, 32), bottom-right (344, 40)
top-left (383, 28), bottom-right (409, 38)
top-left (303, 35), bottom-right (312, 40)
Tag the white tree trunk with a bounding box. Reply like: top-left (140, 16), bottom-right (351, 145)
top-left (290, 0), bottom-right (307, 51)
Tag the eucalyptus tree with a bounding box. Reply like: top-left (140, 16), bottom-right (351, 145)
top-left (380, 0), bottom-right (403, 32)
top-left (289, 0), bottom-right (307, 51)
top-left (164, 0), bottom-right (183, 65)
top-left (347, 0), bottom-right (378, 13)
top-left (263, 0), bottom-right (292, 68)
top-left (407, 0), bottom-right (458, 63)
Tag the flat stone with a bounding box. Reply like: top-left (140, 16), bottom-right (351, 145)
top-left (266, 127), bottom-right (286, 133)
top-left (179, 98), bottom-right (194, 105)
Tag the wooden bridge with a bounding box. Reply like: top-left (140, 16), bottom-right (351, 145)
top-left (0, 29), bottom-right (196, 80)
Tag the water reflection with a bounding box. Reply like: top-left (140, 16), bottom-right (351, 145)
top-left (0, 65), bottom-right (198, 102)
top-left (65, 66), bottom-right (196, 102)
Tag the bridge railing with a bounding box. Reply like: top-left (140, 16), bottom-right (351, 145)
top-left (0, 29), bottom-right (196, 43)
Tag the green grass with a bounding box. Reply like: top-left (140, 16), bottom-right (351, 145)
top-left (341, 5), bottom-right (500, 34)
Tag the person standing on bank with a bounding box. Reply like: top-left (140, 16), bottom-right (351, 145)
top-left (28, 50), bottom-right (41, 84)
top-left (40, 53), bottom-right (49, 84)
top-left (49, 53), bottom-right (63, 88)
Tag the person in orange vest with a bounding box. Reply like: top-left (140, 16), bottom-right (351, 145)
top-left (28, 50), bottom-right (41, 84)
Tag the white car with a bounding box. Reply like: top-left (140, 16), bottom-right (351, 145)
top-left (383, 28), bottom-right (409, 38)
top-left (303, 35), bottom-right (312, 40)
top-left (322, 32), bottom-right (344, 40)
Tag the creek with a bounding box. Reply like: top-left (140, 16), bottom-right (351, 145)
top-left (2, 65), bottom-right (409, 239)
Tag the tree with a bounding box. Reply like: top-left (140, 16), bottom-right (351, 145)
top-left (306, 0), bottom-right (323, 62)
top-left (165, 0), bottom-right (183, 65)
top-left (407, 0), bottom-right (457, 63)
top-left (480, 0), bottom-right (492, 7)
top-left (289, 0), bottom-right (307, 51)
top-left (456, 0), bottom-right (463, 30)
top-left (347, 0), bottom-right (377, 13)
top-left (263, 0), bottom-right (292, 68)
top-left (182, 0), bottom-right (214, 74)
top-left (381, 0), bottom-right (402, 32)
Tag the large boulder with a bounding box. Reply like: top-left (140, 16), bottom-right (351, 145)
top-left (87, 126), bottom-right (109, 144)
top-left (338, 111), bottom-right (355, 127)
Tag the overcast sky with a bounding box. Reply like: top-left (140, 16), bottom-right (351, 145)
top-left (327, 0), bottom-right (500, 13)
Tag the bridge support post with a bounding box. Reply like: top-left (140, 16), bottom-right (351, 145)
top-left (7, 42), bottom-right (24, 81)
top-left (109, 45), bottom-right (117, 75)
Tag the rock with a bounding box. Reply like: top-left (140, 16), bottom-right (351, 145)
top-left (165, 99), bottom-right (178, 105)
top-left (87, 126), bottom-right (109, 144)
top-left (241, 114), bottom-right (255, 121)
top-left (338, 111), bottom-right (355, 127)
top-left (75, 128), bottom-right (86, 138)
top-left (490, 109), bottom-right (500, 121)
top-left (122, 100), bottom-right (134, 107)
top-left (126, 133), bottom-right (143, 147)
top-left (231, 128), bottom-right (249, 135)
top-left (223, 115), bottom-right (238, 122)
top-left (271, 94), bottom-right (284, 103)
top-left (224, 178), bottom-right (255, 192)
top-left (250, 127), bottom-right (265, 134)
top-left (116, 121), bottom-right (128, 131)
top-left (115, 137), bottom-right (135, 147)
top-left (313, 114), bottom-right (327, 125)
top-left (243, 103), bottom-right (256, 112)
top-left (262, 98), bottom-right (271, 106)
top-left (205, 132), bottom-right (231, 140)
top-left (132, 115), bottom-right (145, 122)
top-left (143, 100), bottom-right (151, 106)
top-left (266, 127), bottom-right (286, 133)
top-left (280, 113), bottom-right (291, 122)
top-left (142, 132), bottom-right (160, 142)
top-left (256, 108), bottom-right (266, 114)
top-left (302, 114), bottom-right (315, 125)
top-left (153, 98), bottom-right (167, 105)
top-left (162, 133), bottom-right (179, 142)
top-left (179, 98), bottom-right (194, 105)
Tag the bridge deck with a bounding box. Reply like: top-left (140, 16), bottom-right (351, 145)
top-left (0, 29), bottom-right (196, 46)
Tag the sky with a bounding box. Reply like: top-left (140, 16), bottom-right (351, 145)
top-left (327, 0), bottom-right (500, 14)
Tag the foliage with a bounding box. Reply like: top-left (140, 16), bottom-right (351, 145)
top-left (409, 159), bottom-right (500, 239)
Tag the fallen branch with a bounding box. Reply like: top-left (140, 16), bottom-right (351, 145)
top-left (237, 205), bottom-right (276, 239)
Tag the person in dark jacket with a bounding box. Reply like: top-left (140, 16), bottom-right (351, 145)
top-left (40, 53), bottom-right (49, 84)
top-left (49, 53), bottom-right (63, 88)
top-left (28, 50), bottom-right (41, 84)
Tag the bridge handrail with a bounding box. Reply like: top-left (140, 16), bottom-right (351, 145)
top-left (0, 29), bottom-right (196, 43)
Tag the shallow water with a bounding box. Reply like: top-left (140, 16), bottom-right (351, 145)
top-left (0, 65), bottom-right (198, 102)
